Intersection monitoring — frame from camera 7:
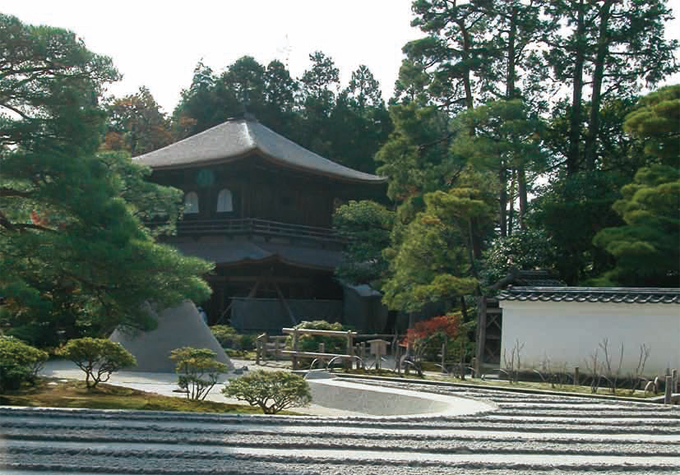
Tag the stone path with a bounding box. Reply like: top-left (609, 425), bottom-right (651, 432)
top-left (1, 368), bottom-right (678, 474)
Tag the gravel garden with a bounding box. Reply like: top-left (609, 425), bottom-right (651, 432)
top-left (0, 364), bottom-right (678, 475)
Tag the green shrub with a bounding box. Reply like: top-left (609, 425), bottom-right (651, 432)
top-left (210, 325), bottom-right (237, 346)
top-left (238, 333), bottom-right (256, 351)
top-left (223, 370), bottom-right (311, 414)
top-left (0, 337), bottom-right (48, 392)
top-left (286, 320), bottom-right (349, 354)
top-left (3, 322), bottom-right (58, 349)
top-left (210, 326), bottom-right (256, 352)
top-left (57, 338), bottom-right (136, 389)
top-left (170, 347), bottom-right (228, 400)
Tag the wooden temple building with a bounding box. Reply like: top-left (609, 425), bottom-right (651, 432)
top-left (136, 115), bottom-right (387, 333)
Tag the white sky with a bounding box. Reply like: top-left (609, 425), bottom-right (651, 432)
top-left (3, 0), bottom-right (680, 114)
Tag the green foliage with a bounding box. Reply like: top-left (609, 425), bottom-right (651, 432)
top-left (450, 100), bottom-right (545, 169)
top-left (384, 0), bottom-right (678, 291)
top-left (382, 171), bottom-right (495, 313)
top-left (170, 347), bottom-right (227, 401)
top-left (544, 0), bottom-right (678, 173)
top-left (481, 230), bottom-right (556, 286)
top-left (223, 370), bottom-right (311, 414)
top-left (382, 213), bottom-right (476, 313)
top-left (0, 337), bottom-right (48, 392)
top-left (333, 200), bottom-right (394, 286)
top-left (0, 379), bottom-right (271, 414)
top-left (286, 320), bottom-right (348, 354)
top-left (592, 87), bottom-right (680, 286)
top-left (57, 338), bottom-right (136, 389)
top-left (209, 325), bottom-right (237, 345)
top-left (593, 165), bottom-right (680, 286)
top-left (404, 0), bottom-right (489, 110)
top-left (624, 84), bottom-right (680, 166)
top-left (0, 14), bottom-right (120, 154)
top-left (449, 99), bottom-right (547, 234)
top-left (376, 103), bottom-right (456, 202)
top-left (210, 326), bottom-right (255, 352)
top-left (171, 54), bottom-right (390, 173)
top-left (529, 171), bottom-right (626, 284)
top-left (103, 86), bottom-right (172, 157)
top-left (0, 15), bottom-right (213, 343)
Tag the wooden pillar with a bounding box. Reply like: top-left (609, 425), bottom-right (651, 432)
top-left (475, 296), bottom-right (487, 376)
top-left (441, 341), bottom-right (446, 374)
top-left (574, 367), bottom-right (580, 386)
top-left (274, 281), bottom-right (297, 326)
top-left (292, 328), bottom-right (299, 370)
top-left (346, 330), bottom-right (354, 369)
top-left (256, 333), bottom-right (267, 365)
top-left (396, 344), bottom-right (402, 375)
top-left (664, 375), bottom-right (673, 405)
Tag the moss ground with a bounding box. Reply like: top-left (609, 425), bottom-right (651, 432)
top-left (0, 378), bottom-right (297, 414)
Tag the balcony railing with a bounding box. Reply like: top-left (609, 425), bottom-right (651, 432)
top-left (176, 218), bottom-right (345, 244)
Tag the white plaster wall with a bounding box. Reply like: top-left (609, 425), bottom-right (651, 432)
top-left (498, 301), bottom-right (680, 377)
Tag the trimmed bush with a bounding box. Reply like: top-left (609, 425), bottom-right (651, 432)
top-left (0, 337), bottom-right (48, 392)
top-left (210, 326), bottom-right (256, 353)
top-left (210, 325), bottom-right (237, 346)
top-left (57, 338), bottom-right (136, 389)
top-left (223, 370), bottom-right (311, 414)
top-left (170, 347), bottom-right (228, 400)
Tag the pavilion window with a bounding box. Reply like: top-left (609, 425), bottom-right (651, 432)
top-left (216, 188), bottom-right (233, 213)
top-left (184, 191), bottom-right (199, 214)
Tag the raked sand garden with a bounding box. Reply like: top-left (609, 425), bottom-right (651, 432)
top-left (0, 359), bottom-right (677, 474)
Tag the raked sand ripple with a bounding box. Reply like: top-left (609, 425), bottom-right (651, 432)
top-left (0, 375), bottom-right (678, 474)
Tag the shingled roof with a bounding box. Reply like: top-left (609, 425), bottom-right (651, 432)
top-left (497, 286), bottom-right (680, 304)
top-left (173, 239), bottom-right (343, 271)
top-left (135, 115), bottom-right (386, 184)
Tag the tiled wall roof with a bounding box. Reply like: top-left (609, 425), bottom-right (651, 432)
top-left (497, 286), bottom-right (680, 304)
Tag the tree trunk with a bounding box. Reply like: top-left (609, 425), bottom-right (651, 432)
top-left (458, 20), bottom-right (475, 112)
top-left (517, 163), bottom-right (528, 230)
top-left (507, 168), bottom-right (516, 235)
top-left (506, 5), bottom-right (517, 100)
top-left (584, 0), bottom-right (613, 171)
top-left (567, 0), bottom-right (586, 175)
top-left (466, 218), bottom-right (481, 281)
top-left (499, 163), bottom-right (508, 237)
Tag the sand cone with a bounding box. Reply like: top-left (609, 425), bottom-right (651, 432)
top-left (110, 301), bottom-right (233, 372)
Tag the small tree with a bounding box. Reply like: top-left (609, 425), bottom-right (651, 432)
top-left (628, 343), bottom-right (651, 395)
top-left (210, 325), bottom-right (238, 347)
top-left (600, 338), bottom-right (624, 395)
top-left (57, 338), bottom-right (136, 390)
top-left (502, 339), bottom-right (525, 384)
top-left (403, 314), bottom-right (461, 377)
top-left (223, 370), bottom-right (312, 414)
top-left (0, 337), bottom-right (48, 392)
top-left (170, 347), bottom-right (227, 400)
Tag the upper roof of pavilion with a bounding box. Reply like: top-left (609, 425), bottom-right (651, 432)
top-left (135, 114), bottom-right (386, 184)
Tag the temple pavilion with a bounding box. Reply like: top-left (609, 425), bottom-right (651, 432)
top-left (136, 114), bottom-right (388, 333)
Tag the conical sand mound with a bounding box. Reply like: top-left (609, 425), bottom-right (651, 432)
top-left (110, 301), bottom-right (233, 373)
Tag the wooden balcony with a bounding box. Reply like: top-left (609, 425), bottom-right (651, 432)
top-left (176, 218), bottom-right (345, 245)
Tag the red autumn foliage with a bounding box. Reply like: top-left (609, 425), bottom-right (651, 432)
top-left (30, 210), bottom-right (49, 226)
top-left (404, 314), bottom-right (461, 345)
